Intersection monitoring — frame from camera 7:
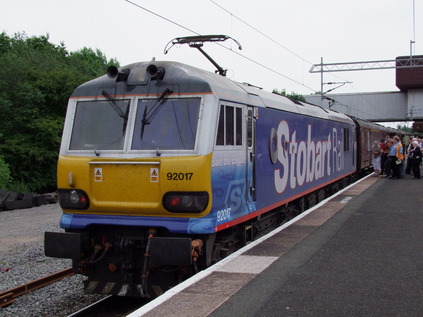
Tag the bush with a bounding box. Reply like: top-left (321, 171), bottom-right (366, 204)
top-left (0, 156), bottom-right (12, 189)
top-left (7, 181), bottom-right (31, 193)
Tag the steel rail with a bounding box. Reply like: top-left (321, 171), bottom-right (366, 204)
top-left (67, 295), bottom-right (113, 317)
top-left (68, 295), bottom-right (146, 317)
top-left (0, 267), bottom-right (74, 307)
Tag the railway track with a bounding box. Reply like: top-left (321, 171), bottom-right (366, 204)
top-left (0, 267), bottom-right (74, 307)
top-left (68, 295), bottom-right (147, 317)
top-left (0, 265), bottom-right (147, 315)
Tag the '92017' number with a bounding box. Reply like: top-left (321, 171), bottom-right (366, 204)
top-left (167, 172), bottom-right (193, 181)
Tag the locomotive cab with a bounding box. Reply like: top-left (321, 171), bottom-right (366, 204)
top-left (45, 57), bottom-right (360, 298)
top-left (46, 62), bottom-right (225, 296)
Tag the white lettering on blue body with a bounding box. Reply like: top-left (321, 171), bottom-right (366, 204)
top-left (217, 208), bottom-right (232, 223)
top-left (273, 122), bottom-right (344, 194)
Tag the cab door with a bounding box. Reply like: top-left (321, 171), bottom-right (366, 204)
top-left (246, 107), bottom-right (256, 205)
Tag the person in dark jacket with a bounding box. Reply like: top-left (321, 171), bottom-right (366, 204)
top-left (409, 141), bottom-right (422, 179)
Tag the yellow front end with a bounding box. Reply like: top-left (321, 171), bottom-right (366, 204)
top-left (57, 153), bottom-right (212, 218)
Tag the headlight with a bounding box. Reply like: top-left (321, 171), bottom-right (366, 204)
top-left (163, 192), bottom-right (209, 213)
top-left (58, 189), bottom-right (90, 210)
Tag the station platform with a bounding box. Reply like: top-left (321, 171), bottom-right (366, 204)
top-left (129, 174), bottom-right (423, 317)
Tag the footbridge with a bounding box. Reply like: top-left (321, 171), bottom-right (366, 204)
top-left (305, 56), bottom-right (423, 131)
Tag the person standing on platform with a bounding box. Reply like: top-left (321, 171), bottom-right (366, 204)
top-left (389, 136), bottom-right (404, 179)
top-left (379, 138), bottom-right (389, 175)
top-left (384, 139), bottom-right (394, 177)
top-left (410, 141), bottom-right (422, 179)
top-left (371, 140), bottom-right (381, 176)
top-left (405, 137), bottom-right (417, 175)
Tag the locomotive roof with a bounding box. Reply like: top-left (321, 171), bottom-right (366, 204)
top-left (72, 60), bottom-right (354, 125)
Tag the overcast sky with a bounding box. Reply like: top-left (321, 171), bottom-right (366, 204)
top-left (2, 0), bottom-right (421, 97)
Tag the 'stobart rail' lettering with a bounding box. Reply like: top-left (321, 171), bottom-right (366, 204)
top-left (272, 122), bottom-right (344, 194)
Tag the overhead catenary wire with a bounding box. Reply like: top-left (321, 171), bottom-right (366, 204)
top-left (227, 48), bottom-right (316, 92)
top-left (124, 0), bottom-right (200, 36)
top-left (124, 0), bottom-right (398, 122)
top-left (209, 0), bottom-right (357, 90)
top-left (209, 0), bottom-right (391, 121)
top-left (124, 0), bottom-right (316, 92)
top-left (209, 0), bottom-right (314, 66)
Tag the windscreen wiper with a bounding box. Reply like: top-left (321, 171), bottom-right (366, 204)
top-left (102, 90), bottom-right (126, 118)
top-left (141, 88), bottom-right (172, 139)
top-left (102, 90), bottom-right (129, 134)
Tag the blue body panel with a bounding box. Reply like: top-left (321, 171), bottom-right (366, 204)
top-left (201, 108), bottom-right (355, 232)
top-left (254, 108), bottom-right (355, 209)
top-left (60, 213), bottom-right (194, 233)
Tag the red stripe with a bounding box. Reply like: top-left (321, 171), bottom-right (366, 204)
top-left (214, 170), bottom-right (355, 232)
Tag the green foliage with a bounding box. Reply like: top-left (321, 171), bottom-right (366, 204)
top-left (68, 47), bottom-right (119, 79)
top-left (272, 88), bottom-right (306, 102)
top-left (0, 156), bottom-right (12, 189)
top-left (0, 32), bottom-right (119, 192)
top-left (396, 124), bottom-right (413, 133)
top-left (7, 181), bottom-right (31, 194)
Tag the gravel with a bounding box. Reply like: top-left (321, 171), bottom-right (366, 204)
top-left (0, 203), bottom-right (104, 317)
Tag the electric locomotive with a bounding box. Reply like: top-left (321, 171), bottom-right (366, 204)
top-left (46, 36), bottom-right (362, 297)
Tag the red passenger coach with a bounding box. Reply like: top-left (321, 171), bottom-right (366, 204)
top-left (353, 118), bottom-right (409, 172)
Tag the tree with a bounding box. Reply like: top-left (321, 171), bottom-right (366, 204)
top-left (0, 32), bottom-right (119, 192)
top-left (396, 124), bottom-right (413, 133)
top-left (0, 156), bottom-right (11, 189)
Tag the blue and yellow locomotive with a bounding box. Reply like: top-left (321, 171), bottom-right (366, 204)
top-left (45, 37), bottom-right (394, 297)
